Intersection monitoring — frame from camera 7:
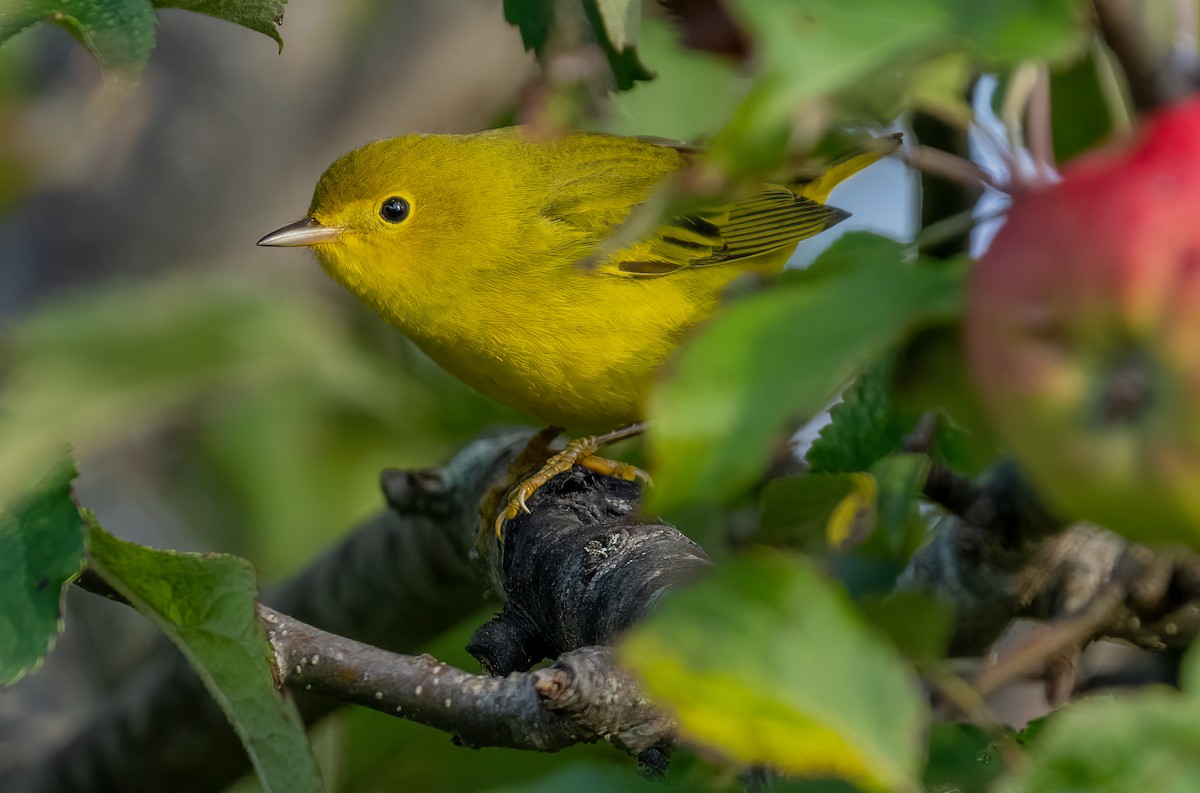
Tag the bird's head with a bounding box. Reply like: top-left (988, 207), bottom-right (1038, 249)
top-left (258, 132), bottom-right (527, 314)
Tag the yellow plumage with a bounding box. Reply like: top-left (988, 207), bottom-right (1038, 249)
top-left (263, 127), bottom-right (893, 430)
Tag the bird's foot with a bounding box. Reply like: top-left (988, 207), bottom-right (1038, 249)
top-left (494, 423), bottom-right (648, 540)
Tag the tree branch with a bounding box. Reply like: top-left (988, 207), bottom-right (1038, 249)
top-left (470, 465), bottom-right (712, 675)
top-left (908, 459), bottom-right (1200, 705)
top-left (264, 605), bottom-right (673, 756)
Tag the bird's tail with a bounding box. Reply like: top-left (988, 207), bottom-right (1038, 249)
top-left (792, 133), bottom-right (904, 203)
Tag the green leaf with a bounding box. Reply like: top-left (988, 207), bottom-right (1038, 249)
top-left (922, 722), bottom-right (1008, 793)
top-left (648, 233), bottom-right (965, 516)
top-left (903, 52), bottom-right (974, 126)
top-left (503, 0), bottom-right (651, 90)
top-left (86, 519), bottom-right (321, 793)
top-left (0, 461), bottom-right (85, 685)
top-left (152, 0), bottom-right (288, 49)
top-left (621, 552), bottom-right (927, 790)
top-left (807, 362), bottom-right (910, 475)
top-left (488, 763), bottom-right (682, 792)
top-left (603, 15), bottom-right (744, 142)
top-left (0, 0), bottom-right (287, 82)
top-left (728, 0), bottom-right (943, 107)
top-left (1015, 710), bottom-right (1056, 747)
top-left (0, 0), bottom-right (157, 82)
top-left (892, 326), bottom-right (999, 477)
top-left (504, 0), bottom-right (553, 54)
top-left (858, 589), bottom-right (951, 663)
top-left (1049, 46), bottom-right (1119, 163)
top-left (709, 0), bottom-right (1089, 169)
top-left (996, 694), bottom-right (1200, 793)
top-left (759, 472), bottom-right (875, 552)
top-left (1178, 639), bottom-right (1200, 697)
top-left (940, 0), bottom-right (1089, 64)
top-left (593, 0), bottom-right (639, 50)
top-left (582, 0), bottom-right (653, 90)
top-left (869, 453), bottom-right (930, 555)
top-left (710, 0), bottom-right (944, 168)
top-left (0, 273), bottom-right (404, 512)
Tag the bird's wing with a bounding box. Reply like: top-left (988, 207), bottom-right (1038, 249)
top-left (540, 132), bottom-right (897, 278)
top-left (599, 188), bottom-right (849, 277)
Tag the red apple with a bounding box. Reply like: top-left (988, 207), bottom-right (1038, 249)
top-left (966, 97), bottom-right (1200, 546)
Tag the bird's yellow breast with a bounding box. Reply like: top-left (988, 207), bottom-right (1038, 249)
top-left (321, 239), bottom-right (787, 430)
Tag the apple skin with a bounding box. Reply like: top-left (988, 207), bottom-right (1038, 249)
top-left (966, 97), bottom-right (1200, 546)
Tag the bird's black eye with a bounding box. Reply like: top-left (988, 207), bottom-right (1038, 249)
top-left (380, 196), bottom-right (410, 223)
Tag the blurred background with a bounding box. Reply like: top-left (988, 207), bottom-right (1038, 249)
top-left (0, 1), bottom-right (911, 789)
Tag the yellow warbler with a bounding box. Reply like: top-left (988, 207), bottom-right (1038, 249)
top-left (259, 127), bottom-right (894, 529)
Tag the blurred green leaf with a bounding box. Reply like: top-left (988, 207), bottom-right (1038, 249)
top-left (760, 473), bottom-right (866, 551)
top-left (648, 233), bottom-right (964, 517)
top-left (710, 0), bottom-right (1088, 168)
top-left (0, 0), bottom-right (286, 82)
top-left (1177, 639), bottom-right (1200, 698)
top-left (1050, 46), bottom-right (1119, 163)
top-left (942, 0), bottom-right (1089, 64)
top-left (711, 0), bottom-right (942, 168)
top-left (489, 764), bottom-right (669, 792)
top-left (0, 461), bottom-right (84, 685)
top-left (996, 694), bottom-right (1200, 793)
top-left (593, 0), bottom-right (639, 50)
top-left (152, 0), bottom-right (288, 49)
top-left (582, 0), bottom-right (653, 90)
top-left (807, 362), bottom-right (910, 476)
top-left (0, 0), bottom-right (156, 82)
top-left (903, 52), bottom-right (974, 126)
top-left (504, 0), bottom-right (651, 90)
top-left (858, 589), bottom-right (951, 663)
top-left (870, 453), bottom-right (930, 555)
top-left (922, 722), bottom-right (1007, 793)
top-left (727, 0), bottom-right (941, 108)
top-left (86, 518), bottom-right (321, 793)
top-left (1015, 710), bottom-right (1057, 747)
top-left (504, 0), bottom-right (553, 54)
top-left (620, 552), bottom-right (927, 790)
top-left (0, 274), bottom-right (413, 513)
top-left (892, 326), bottom-right (999, 477)
top-left (770, 781), bottom-right (864, 793)
top-left (604, 16), bottom-right (744, 142)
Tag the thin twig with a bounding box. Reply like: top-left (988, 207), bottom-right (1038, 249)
top-left (1092, 37), bottom-right (1135, 134)
top-left (1095, 0), bottom-right (1196, 111)
top-left (904, 145), bottom-right (1001, 192)
top-left (926, 669), bottom-right (1025, 769)
top-left (262, 606), bottom-right (673, 756)
top-left (916, 204), bottom-right (1010, 252)
top-left (970, 579), bottom-right (1127, 700)
top-left (1026, 64), bottom-right (1056, 178)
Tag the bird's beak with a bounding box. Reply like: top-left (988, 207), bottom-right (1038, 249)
top-left (257, 217), bottom-right (342, 247)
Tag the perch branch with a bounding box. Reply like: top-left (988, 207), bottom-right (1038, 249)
top-left (263, 606), bottom-right (672, 756)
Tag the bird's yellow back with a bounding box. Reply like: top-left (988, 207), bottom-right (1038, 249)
top-left (285, 128), bottom-right (891, 429)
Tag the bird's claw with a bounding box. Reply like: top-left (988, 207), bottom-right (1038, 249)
top-left (492, 425), bottom-right (650, 544)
